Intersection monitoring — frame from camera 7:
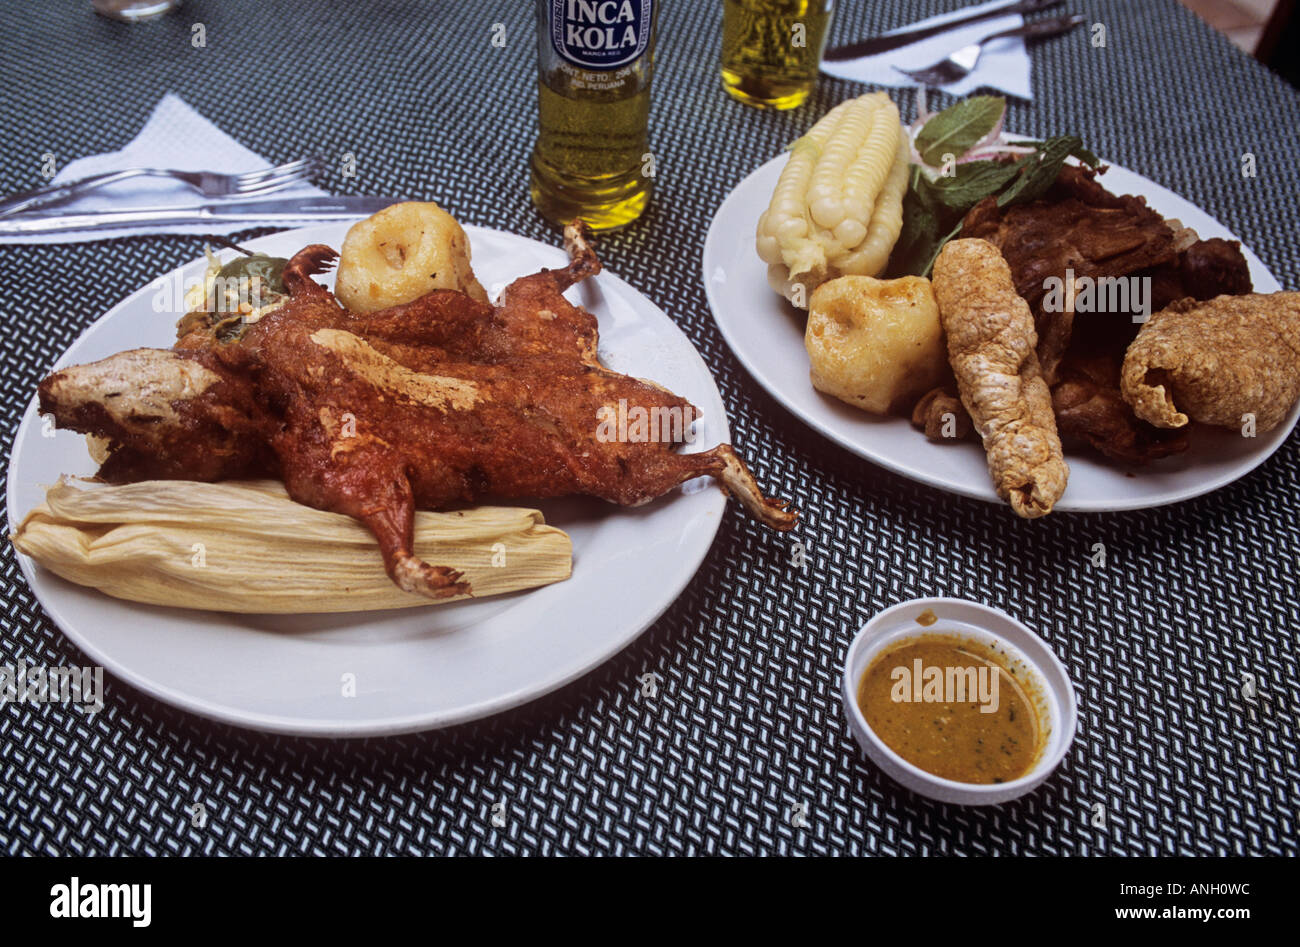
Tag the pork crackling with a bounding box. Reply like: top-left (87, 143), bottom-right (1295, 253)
top-left (932, 239), bottom-right (1069, 518)
top-left (1121, 292), bottom-right (1300, 433)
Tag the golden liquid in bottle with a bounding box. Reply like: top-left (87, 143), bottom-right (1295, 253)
top-left (721, 0), bottom-right (833, 110)
top-left (530, 71), bottom-right (653, 231)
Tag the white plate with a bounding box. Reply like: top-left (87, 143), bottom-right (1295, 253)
top-left (703, 154), bottom-right (1296, 512)
top-left (7, 224), bottom-right (730, 737)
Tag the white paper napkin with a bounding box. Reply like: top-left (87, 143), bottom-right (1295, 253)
top-left (820, 0), bottom-right (1033, 100)
top-left (1, 93), bottom-right (327, 245)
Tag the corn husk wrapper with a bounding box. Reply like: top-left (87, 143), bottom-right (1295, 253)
top-left (11, 478), bottom-right (571, 613)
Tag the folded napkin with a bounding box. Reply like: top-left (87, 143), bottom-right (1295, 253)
top-left (1, 93), bottom-right (327, 245)
top-left (820, 0), bottom-right (1032, 100)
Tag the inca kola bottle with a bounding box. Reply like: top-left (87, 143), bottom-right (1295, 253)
top-left (530, 0), bottom-right (659, 230)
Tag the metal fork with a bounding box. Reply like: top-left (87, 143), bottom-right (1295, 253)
top-left (0, 155), bottom-right (325, 218)
top-left (894, 13), bottom-right (1086, 86)
top-left (824, 0), bottom-right (1063, 61)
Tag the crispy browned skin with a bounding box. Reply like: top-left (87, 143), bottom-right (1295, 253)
top-left (1052, 345), bottom-right (1188, 463)
top-left (961, 165), bottom-right (1178, 384)
top-left (932, 239), bottom-right (1068, 518)
top-left (1145, 237), bottom-right (1253, 311)
top-left (1122, 292), bottom-right (1300, 432)
top-left (38, 224), bottom-right (795, 599)
top-left (961, 165), bottom-right (1253, 464)
top-left (911, 386), bottom-right (973, 441)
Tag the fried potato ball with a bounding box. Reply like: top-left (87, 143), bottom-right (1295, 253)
top-left (805, 275), bottom-right (947, 415)
top-left (335, 201), bottom-right (488, 312)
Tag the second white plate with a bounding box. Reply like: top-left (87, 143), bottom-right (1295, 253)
top-left (703, 154), bottom-right (1295, 512)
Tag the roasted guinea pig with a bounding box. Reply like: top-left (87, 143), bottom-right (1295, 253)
top-left (38, 224), bottom-right (795, 599)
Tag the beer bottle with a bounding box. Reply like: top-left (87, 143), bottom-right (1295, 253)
top-left (530, 0), bottom-right (659, 230)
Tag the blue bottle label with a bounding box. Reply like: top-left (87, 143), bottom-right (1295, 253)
top-left (549, 0), bottom-right (654, 71)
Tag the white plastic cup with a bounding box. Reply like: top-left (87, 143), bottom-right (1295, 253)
top-left (842, 597), bottom-right (1078, 806)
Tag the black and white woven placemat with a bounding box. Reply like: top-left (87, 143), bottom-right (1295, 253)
top-left (1, 0), bottom-right (1296, 856)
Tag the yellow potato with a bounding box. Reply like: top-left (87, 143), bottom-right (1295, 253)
top-left (805, 276), bottom-right (946, 415)
top-left (335, 201), bottom-right (488, 312)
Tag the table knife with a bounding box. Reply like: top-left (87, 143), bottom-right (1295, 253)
top-left (823, 0), bottom-right (1063, 61)
top-left (0, 196), bottom-right (401, 237)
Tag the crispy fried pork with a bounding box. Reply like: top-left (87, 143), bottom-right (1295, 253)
top-left (1144, 236), bottom-right (1254, 312)
top-left (932, 238), bottom-right (1069, 518)
top-left (960, 164), bottom-right (1179, 383)
top-left (1051, 345), bottom-right (1189, 463)
top-left (959, 165), bottom-right (1253, 464)
top-left (1122, 292), bottom-right (1300, 433)
top-left (38, 224), bottom-right (796, 599)
top-left (911, 386), bottom-right (972, 440)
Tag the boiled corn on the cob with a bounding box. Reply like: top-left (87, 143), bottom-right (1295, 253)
top-left (756, 92), bottom-right (909, 308)
top-left (12, 477), bottom-right (571, 613)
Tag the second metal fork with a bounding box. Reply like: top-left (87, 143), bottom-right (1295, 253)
top-left (0, 155), bottom-right (325, 218)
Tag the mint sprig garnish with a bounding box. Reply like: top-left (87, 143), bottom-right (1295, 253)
top-left (887, 97), bottom-right (1100, 278)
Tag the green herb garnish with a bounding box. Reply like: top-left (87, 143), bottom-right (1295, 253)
top-left (912, 95), bottom-right (1005, 167)
top-left (886, 97), bottom-right (1100, 278)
